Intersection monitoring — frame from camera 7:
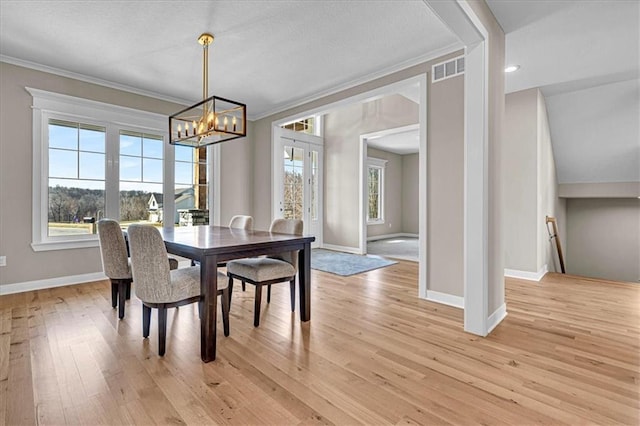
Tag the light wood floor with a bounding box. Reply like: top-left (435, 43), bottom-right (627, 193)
top-left (1, 263), bottom-right (638, 425)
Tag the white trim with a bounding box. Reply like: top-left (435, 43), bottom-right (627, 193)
top-left (254, 43), bottom-right (461, 121)
top-left (504, 264), bottom-right (548, 282)
top-left (321, 244), bottom-right (362, 255)
top-left (367, 233), bottom-right (418, 242)
top-left (31, 239), bottom-right (100, 252)
top-left (426, 290), bottom-right (464, 309)
top-left (487, 303), bottom-right (507, 334)
top-left (3, 56), bottom-right (193, 107)
top-left (0, 272), bottom-right (107, 296)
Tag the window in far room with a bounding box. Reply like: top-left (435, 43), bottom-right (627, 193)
top-left (367, 157), bottom-right (387, 224)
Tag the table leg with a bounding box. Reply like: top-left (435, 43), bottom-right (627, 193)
top-left (298, 243), bottom-right (311, 321)
top-left (200, 255), bottom-right (218, 362)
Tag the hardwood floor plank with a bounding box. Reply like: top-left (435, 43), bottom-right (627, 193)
top-left (0, 266), bottom-right (638, 425)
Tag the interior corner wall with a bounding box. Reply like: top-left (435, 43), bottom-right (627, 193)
top-left (537, 91), bottom-right (566, 273)
top-left (504, 88), bottom-right (539, 272)
top-left (366, 146), bottom-right (404, 238)
top-left (219, 120), bottom-right (254, 226)
top-left (401, 153), bottom-right (419, 234)
top-left (566, 198), bottom-right (640, 283)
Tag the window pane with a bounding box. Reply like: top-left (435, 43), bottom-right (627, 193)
top-left (143, 158), bottom-right (163, 183)
top-left (175, 185), bottom-right (196, 210)
top-left (175, 162), bottom-right (193, 185)
top-left (120, 155), bottom-right (141, 181)
top-left (120, 133), bottom-right (141, 156)
top-left (143, 136), bottom-right (163, 159)
top-left (48, 179), bottom-right (105, 236)
top-left (79, 126), bottom-right (105, 152)
top-left (175, 145), bottom-right (194, 162)
top-left (119, 183), bottom-right (163, 223)
top-left (49, 121), bottom-right (77, 150)
top-left (79, 152), bottom-right (105, 180)
top-left (49, 149), bottom-right (77, 178)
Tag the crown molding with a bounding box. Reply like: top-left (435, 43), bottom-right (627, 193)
top-left (250, 42), bottom-right (463, 121)
top-left (1, 54), bottom-right (193, 107)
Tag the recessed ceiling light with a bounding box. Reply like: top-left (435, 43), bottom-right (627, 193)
top-left (505, 65), bottom-right (520, 73)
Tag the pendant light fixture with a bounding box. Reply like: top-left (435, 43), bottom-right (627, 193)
top-left (169, 33), bottom-right (246, 148)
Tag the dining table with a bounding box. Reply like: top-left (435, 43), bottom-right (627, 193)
top-left (159, 225), bottom-right (315, 362)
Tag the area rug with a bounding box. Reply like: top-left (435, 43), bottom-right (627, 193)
top-left (311, 248), bottom-right (397, 276)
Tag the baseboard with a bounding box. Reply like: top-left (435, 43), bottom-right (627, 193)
top-left (321, 244), bottom-right (362, 255)
top-left (504, 264), bottom-right (548, 282)
top-left (366, 233), bottom-right (419, 242)
top-left (425, 290), bottom-right (464, 309)
top-left (487, 303), bottom-right (507, 334)
top-left (0, 272), bottom-right (107, 296)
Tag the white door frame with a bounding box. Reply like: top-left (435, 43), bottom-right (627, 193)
top-left (359, 123), bottom-right (420, 255)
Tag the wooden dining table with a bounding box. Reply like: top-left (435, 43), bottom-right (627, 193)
top-left (159, 225), bottom-right (315, 362)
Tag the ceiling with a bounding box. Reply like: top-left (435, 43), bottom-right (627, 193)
top-left (486, 0), bottom-right (640, 184)
top-left (367, 129), bottom-right (420, 155)
top-left (0, 0), bottom-right (460, 120)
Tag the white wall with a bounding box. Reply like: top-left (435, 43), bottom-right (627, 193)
top-left (566, 198), bottom-right (640, 283)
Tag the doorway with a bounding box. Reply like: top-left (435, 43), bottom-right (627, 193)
top-left (272, 127), bottom-right (323, 248)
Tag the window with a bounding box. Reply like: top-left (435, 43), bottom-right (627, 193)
top-left (47, 120), bottom-right (106, 236)
top-left (367, 157), bottom-right (387, 224)
top-left (281, 116), bottom-right (320, 135)
top-left (29, 88), bottom-right (171, 251)
top-left (119, 131), bottom-right (164, 225)
top-left (175, 146), bottom-right (209, 226)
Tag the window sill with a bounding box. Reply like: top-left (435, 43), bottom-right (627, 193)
top-left (31, 238), bottom-right (100, 252)
top-left (367, 220), bottom-right (385, 226)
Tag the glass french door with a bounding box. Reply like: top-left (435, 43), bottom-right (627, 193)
top-left (274, 130), bottom-right (323, 248)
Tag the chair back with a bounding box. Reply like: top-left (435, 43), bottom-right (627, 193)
top-left (269, 219), bottom-right (303, 270)
top-left (229, 215), bottom-right (253, 230)
top-left (127, 224), bottom-right (172, 303)
top-left (97, 219), bottom-right (130, 279)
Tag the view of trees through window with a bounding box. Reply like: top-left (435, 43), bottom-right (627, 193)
top-left (368, 166), bottom-right (382, 221)
top-left (283, 146), bottom-right (304, 219)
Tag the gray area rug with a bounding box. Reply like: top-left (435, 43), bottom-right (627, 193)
top-left (311, 248), bottom-right (397, 276)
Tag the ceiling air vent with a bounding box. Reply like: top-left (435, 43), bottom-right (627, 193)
top-left (432, 55), bottom-right (465, 83)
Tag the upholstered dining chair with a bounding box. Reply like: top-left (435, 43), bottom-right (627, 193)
top-left (226, 218), bottom-right (303, 327)
top-left (97, 218), bottom-right (133, 320)
top-left (127, 224), bottom-right (230, 356)
top-left (227, 215), bottom-right (254, 287)
top-left (98, 219), bottom-right (178, 320)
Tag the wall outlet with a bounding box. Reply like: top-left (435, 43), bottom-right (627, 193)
top-left (0, 256), bottom-right (6, 267)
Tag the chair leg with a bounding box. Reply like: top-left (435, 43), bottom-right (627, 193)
top-left (254, 284), bottom-right (262, 327)
top-left (228, 276), bottom-right (234, 308)
top-left (267, 284), bottom-right (271, 303)
top-left (242, 280), bottom-right (246, 292)
top-left (118, 280), bottom-right (127, 320)
top-left (111, 281), bottom-right (118, 309)
top-left (125, 280), bottom-right (131, 300)
top-left (142, 305), bottom-right (151, 338)
top-left (158, 306), bottom-right (167, 356)
top-left (220, 289), bottom-right (230, 337)
top-left (289, 279), bottom-right (296, 312)
top-left (198, 300), bottom-right (203, 319)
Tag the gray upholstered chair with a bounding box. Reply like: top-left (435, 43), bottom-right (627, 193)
top-left (229, 215), bottom-right (253, 230)
top-left (127, 224), bottom-right (230, 356)
top-left (98, 218), bottom-right (178, 319)
top-left (97, 218), bottom-right (133, 320)
top-left (226, 218), bottom-right (303, 327)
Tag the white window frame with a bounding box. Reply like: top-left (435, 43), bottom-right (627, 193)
top-left (28, 88), bottom-right (171, 251)
top-left (366, 157), bottom-right (387, 225)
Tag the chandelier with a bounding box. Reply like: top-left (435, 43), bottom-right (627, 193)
top-left (169, 33), bottom-right (246, 148)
